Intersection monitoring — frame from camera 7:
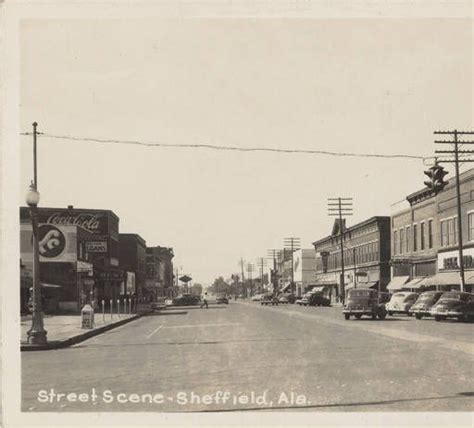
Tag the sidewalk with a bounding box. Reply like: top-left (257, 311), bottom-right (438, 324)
top-left (21, 311), bottom-right (144, 351)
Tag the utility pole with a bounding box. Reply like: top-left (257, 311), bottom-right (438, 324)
top-left (268, 249), bottom-right (282, 295)
top-left (328, 197), bottom-right (353, 304)
top-left (247, 263), bottom-right (255, 297)
top-left (435, 129), bottom-right (474, 293)
top-left (256, 257), bottom-right (267, 294)
top-left (283, 237), bottom-right (301, 294)
top-left (239, 258), bottom-right (246, 298)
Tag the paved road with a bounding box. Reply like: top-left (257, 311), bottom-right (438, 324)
top-left (22, 301), bottom-right (474, 412)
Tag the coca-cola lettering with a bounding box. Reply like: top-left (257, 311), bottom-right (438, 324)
top-left (46, 213), bottom-right (102, 233)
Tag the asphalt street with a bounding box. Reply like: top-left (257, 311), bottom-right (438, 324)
top-left (22, 300), bottom-right (474, 412)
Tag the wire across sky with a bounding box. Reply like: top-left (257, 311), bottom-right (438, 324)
top-left (20, 131), bottom-right (433, 162)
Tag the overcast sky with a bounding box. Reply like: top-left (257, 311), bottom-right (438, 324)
top-left (20, 18), bottom-right (472, 285)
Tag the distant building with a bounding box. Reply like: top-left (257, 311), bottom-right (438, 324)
top-left (119, 233), bottom-right (147, 300)
top-left (292, 249), bottom-right (317, 297)
top-left (146, 246), bottom-right (175, 299)
top-left (389, 167), bottom-right (474, 293)
top-left (312, 217), bottom-right (391, 302)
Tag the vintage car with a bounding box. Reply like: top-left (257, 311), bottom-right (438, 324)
top-left (307, 292), bottom-right (331, 307)
top-left (342, 288), bottom-right (387, 320)
top-left (216, 295), bottom-right (229, 304)
top-left (261, 294), bottom-right (279, 306)
top-left (251, 294), bottom-right (264, 302)
top-left (429, 291), bottom-right (474, 322)
top-left (278, 295), bottom-right (289, 304)
top-left (296, 292), bottom-right (313, 306)
top-left (172, 294), bottom-right (200, 306)
top-left (385, 292), bottom-right (419, 316)
top-left (279, 293), bottom-right (296, 304)
top-left (409, 291), bottom-right (444, 319)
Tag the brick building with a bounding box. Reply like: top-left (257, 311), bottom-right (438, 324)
top-left (119, 233), bottom-right (147, 300)
top-left (146, 246), bottom-right (175, 299)
top-left (312, 217), bottom-right (391, 302)
top-left (389, 167), bottom-right (474, 292)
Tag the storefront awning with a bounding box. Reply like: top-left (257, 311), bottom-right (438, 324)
top-left (386, 276), bottom-right (409, 291)
top-left (404, 277), bottom-right (427, 289)
top-left (346, 281), bottom-right (378, 291)
top-left (418, 271), bottom-right (474, 287)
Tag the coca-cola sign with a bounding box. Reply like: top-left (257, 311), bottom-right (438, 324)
top-left (46, 213), bottom-right (102, 233)
top-left (38, 225), bottom-right (66, 258)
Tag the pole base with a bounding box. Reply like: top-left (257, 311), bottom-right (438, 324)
top-left (27, 328), bottom-right (48, 345)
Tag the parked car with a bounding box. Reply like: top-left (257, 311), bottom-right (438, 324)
top-left (251, 294), bottom-right (264, 302)
top-left (429, 291), bottom-right (474, 322)
top-left (308, 292), bottom-right (331, 307)
top-left (172, 294), bottom-right (200, 306)
top-left (164, 298), bottom-right (173, 307)
top-left (385, 292), bottom-right (419, 316)
top-left (280, 293), bottom-right (296, 304)
top-left (343, 288), bottom-right (387, 320)
top-left (216, 296), bottom-right (229, 304)
top-left (278, 295), bottom-right (289, 304)
top-left (261, 294), bottom-right (279, 306)
top-left (151, 297), bottom-right (167, 310)
top-left (409, 291), bottom-right (444, 319)
top-left (296, 292), bottom-right (313, 306)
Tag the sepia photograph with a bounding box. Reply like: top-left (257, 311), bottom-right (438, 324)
top-left (1, 1), bottom-right (473, 426)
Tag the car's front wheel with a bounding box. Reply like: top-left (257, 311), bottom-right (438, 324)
top-left (415, 314), bottom-right (423, 320)
top-left (435, 315), bottom-right (445, 322)
top-left (355, 314), bottom-right (362, 319)
top-left (344, 313), bottom-right (350, 320)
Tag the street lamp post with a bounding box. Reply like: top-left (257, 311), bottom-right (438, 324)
top-left (26, 122), bottom-right (47, 344)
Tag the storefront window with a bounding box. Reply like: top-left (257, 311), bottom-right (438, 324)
top-left (399, 228), bottom-right (405, 254)
top-left (413, 224), bottom-right (417, 252)
top-left (428, 219), bottom-right (433, 248)
top-left (469, 213), bottom-right (474, 241)
top-left (420, 222), bottom-right (425, 250)
top-left (393, 230), bottom-right (398, 255)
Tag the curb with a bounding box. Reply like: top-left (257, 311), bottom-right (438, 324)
top-left (21, 312), bottom-right (150, 352)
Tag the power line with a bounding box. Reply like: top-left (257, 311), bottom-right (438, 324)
top-left (20, 132), bottom-right (428, 161)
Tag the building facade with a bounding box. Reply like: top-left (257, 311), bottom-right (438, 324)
top-left (119, 233), bottom-right (147, 300)
top-left (20, 205), bottom-right (122, 312)
top-left (312, 217), bottom-right (391, 302)
top-left (389, 167), bottom-right (474, 293)
top-left (292, 249), bottom-right (317, 297)
top-left (146, 246), bottom-right (175, 299)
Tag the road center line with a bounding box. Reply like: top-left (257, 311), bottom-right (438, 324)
top-left (162, 322), bottom-right (241, 329)
top-left (146, 325), bottom-right (163, 339)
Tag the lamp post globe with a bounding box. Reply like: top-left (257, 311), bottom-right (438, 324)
top-left (26, 185), bottom-right (40, 206)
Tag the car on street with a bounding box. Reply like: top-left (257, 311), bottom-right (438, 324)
top-left (151, 297), bottom-right (167, 310)
top-left (251, 294), bottom-right (264, 301)
top-left (261, 294), bottom-right (279, 306)
top-left (307, 292), bottom-right (331, 307)
top-left (343, 288), bottom-right (387, 320)
top-left (429, 291), bottom-right (474, 322)
top-left (278, 295), bottom-right (289, 304)
top-left (216, 296), bottom-right (229, 304)
top-left (385, 292), bottom-right (419, 316)
top-left (409, 291), bottom-right (444, 319)
top-left (172, 294), bottom-right (200, 306)
top-left (296, 292), bottom-right (313, 306)
top-left (280, 293), bottom-right (296, 304)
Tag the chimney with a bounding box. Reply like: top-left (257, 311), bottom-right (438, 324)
top-left (67, 205), bottom-right (74, 210)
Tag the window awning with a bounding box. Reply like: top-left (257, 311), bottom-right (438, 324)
top-left (41, 283), bottom-right (62, 288)
top-left (386, 276), bottom-right (410, 291)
